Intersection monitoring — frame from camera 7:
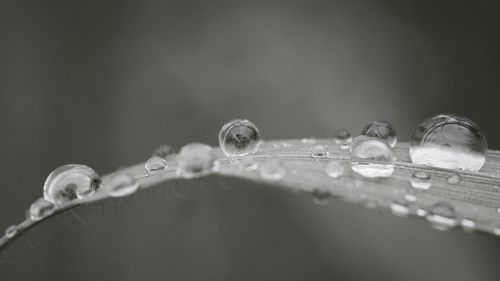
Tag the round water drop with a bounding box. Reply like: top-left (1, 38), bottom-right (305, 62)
top-left (334, 129), bottom-right (352, 149)
top-left (410, 171), bottom-right (432, 190)
top-left (312, 189), bottom-right (331, 205)
top-left (106, 172), bottom-right (139, 197)
top-left (5, 225), bottom-right (17, 239)
top-left (426, 201), bottom-right (457, 231)
top-left (44, 164), bottom-right (101, 205)
top-left (362, 120), bottom-right (397, 147)
top-left (259, 160), bottom-right (286, 181)
top-left (177, 143), bottom-right (217, 178)
top-left (461, 219), bottom-right (476, 232)
top-left (29, 198), bottom-right (55, 221)
top-left (152, 144), bottom-right (175, 159)
top-left (390, 199), bottom-right (410, 217)
top-left (447, 173), bottom-right (461, 185)
top-left (145, 156), bottom-right (168, 173)
top-left (350, 137), bottom-right (395, 178)
top-left (219, 119), bottom-right (261, 157)
top-left (311, 144), bottom-right (329, 158)
top-left (325, 160), bottom-right (345, 178)
top-left (410, 114), bottom-right (487, 171)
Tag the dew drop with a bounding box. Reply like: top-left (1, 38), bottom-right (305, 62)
top-left (177, 143), bottom-right (217, 178)
top-left (152, 144), bottom-right (175, 159)
top-left (447, 173), bottom-right (461, 185)
top-left (350, 137), bottom-right (395, 178)
top-left (325, 160), bottom-right (345, 178)
top-left (259, 160), bottom-right (286, 181)
top-left (461, 219), bottom-right (476, 232)
top-left (239, 157), bottom-right (258, 171)
top-left (362, 120), bottom-right (397, 148)
top-left (5, 225), bottom-right (17, 239)
top-left (43, 164), bottom-right (101, 205)
top-left (29, 198), bottom-right (55, 221)
top-left (410, 171), bottom-right (432, 190)
top-left (404, 193), bottom-right (417, 202)
top-left (416, 208), bottom-right (428, 217)
top-left (106, 172), bottom-right (139, 197)
top-left (312, 189), bottom-right (331, 205)
top-left (426, 202), bottom-right (457, 231)
top-left (334, 129), bottom-right (352, 149)
top-left (390, 199), bottom-right (410, 217)
top-left (145, 156), bottom-right (168, 173)
top-left (311, 144), bottom-right (329, 158)
top-left (219, 119), bottom-right (261, 157)
top-left (409, 114), bottom-right (487, 171)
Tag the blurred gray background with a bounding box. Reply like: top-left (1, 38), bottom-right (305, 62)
top-left (1, 0), bottom-right (499, 280)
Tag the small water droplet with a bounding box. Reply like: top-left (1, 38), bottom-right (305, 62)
top-left (106, 172), bottom-right (139, 197)
top-left (350, 137), bottom-right (395, 178)
top-left (325, 160), bottom-right (345, 178)
top-left (496, 207), bottom-right (500, 214)
top-left (312, 189), bottom-right (331, 205)
top-left (152, 144), bottom-right (175, 159)
top-left (239, 157), bottom-right (258, 171)
top-left (311, 144), bottom-right (329, 158)
top-left (426, 202), bottom-right (457, 231)
top-left (301, 138), bottom-right (316, 144)
top-left (334, 129), bottom-right (352, 149)
top-left (410, 171), bottom-right (432, 190)
top-left (409, 114), bottom-right (487, 171)
top-left (404, 193), bottom-right (417, 202)
top-left (29, 198), bottom-right (55, 221)
top-left (219, 119), bottom-right (261, 157)
top-left (177, 143), bottom-right (217, 178)
top-left (145, 156), bottom-right (168, 173)
top-left (390, 199), bottom-right (410, 217)
top-left (447, 173), bottom-right (461, 185)
top-left (259, 160), bottom-right (286, 181)
top-left (416, 208), bottom-right (428, 217)
top-left (494, 228), bottom-right (500, 236)
top-left (362, 120), bottom-right (397, 147)
top-left (5, 225), bottom-right (17, 238)
top-left (461, 219), bottom-right (476, 232)
top-left (43, 164), bottom-right (101, 205)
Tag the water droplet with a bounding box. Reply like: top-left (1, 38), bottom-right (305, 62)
top-left (239, 157), bottom-right (258, 171)
top-left (311, 144), bottom-right (329, 158)
top-left (426, 202), bottom-right (457, 231)
top-left (496, 207), bottom-right (500, 214)
top-left (350, 137), bottom-right (395, 178)
top-left (461, 219), bottom-right (476, 232)
top-left (219, 119), bottom-right (261, 157)
top-left (152, 144), bottom-right (175, 159)
top-left (259, 160), bottom-right (286, 181)
top-left (301, 138), bottom-right (316, 144)
top-left (416, 209), bottom-right (428, 217)
top-left (29, 198), bottom-right (55, 221)
top-left (390, 200), bottom-right (410, 217)
top-left (5, 225), bottom-right (17, 239)
top-left (43, 164), bottom-right (101, 205)
top-left (410, 171), bottom-right (432, 190)
top-left (177, 143), bottom-right (217, 178)
top-left (312, 189), bottom-right (331, 205)
top-left (334, 129), bottom-right (352, 149)
top-left (404, 193), bottom-right (417, 202)
top-left (362, 120), bottom-right (397, 148)
top-left (409, 114), bottom-right (487, 171)
top-left (145, 156), bottom-right (168, 173)
top-left (325, 160), bottom-right (345, 178)
top-left (106, 172), bottom-right (139, 197)
top-left (447, 173), bottom-right (461, 185)
top-left (494, 228), bottom-right (500, 236)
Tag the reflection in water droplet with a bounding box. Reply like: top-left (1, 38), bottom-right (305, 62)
top-left (5, 225), bottom-right (17, 238)
top-left (427, 202), bottom-right (457, 231)
top-left (311, 144), bottom-right (329, 158)
top-left (325, 160), bottom-right (344, 178)
top-left (350, 137), bottom-right (395, 178)
top-left (390, 200), bottom-right (410, 217)
top-left (447, 174), bottom-right (461, 185)
top-left (334, 129), bottom-right (352, 149)
top-left (461, 219), bottom-right (476, 232)
top-left (219, 119), bottom-right (261, 157)
top-left (152, 144), bottom-right (175, 159)
top-left (410, 171), bottom-right (432, 190)
top-left (362, 120), bottom-right (397, 147)
top-left (259, 160), bottom-right (286, 181)
top-left (106, 172), bottom-right (139, 197)
top-left (177, 143), bottom-right (217, 178)
top-left (145, 156), bottom-right (168, 173)
top-left (29, 198), bottom-right (55, 221)
top-left (43, 164), bottom-right (101, 205)
top-left (409, 114), bottom-right (487, 171)
top-left (312, 189), bottom-right (331, 205)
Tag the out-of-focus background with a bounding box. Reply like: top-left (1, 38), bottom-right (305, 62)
top-left (1, 0), bottom-right (499, 280)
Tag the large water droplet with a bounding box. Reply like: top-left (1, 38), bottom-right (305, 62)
top-left (362, 120), bottom-right (397, 148)
top-left (410, 114), bottom-right (487, 171)
top-left (43, 164), bottom-right (101, 205)
top-left (350, 137), bottom-right (395, 178)
top-left (5, 225), bottom-right (17, 239)
top-left (426, 202), bottom-right (457, 231)
top-left (152, 144), bottom-right (175, 159)
top-left (219, 119), bottom-right (261, 157)
top-left (390, 199), bottom-right (410, 217)
top-left (325, 160), bottom-right (345, 178)
top-left (311, 144), bottom-right (329, 158)
top-left (106, 172), bottom-right (139, 197)
top-left (410, 171), bottom-right (432, 190)
top-left (177, 143), bottom-right (217, 178)
top-left (334, 129), bottom-right (352, 149)
top-left (145, 156), bottom-right (168, 173)
top-left (259, 159), bottom-right (286, 181)
top-left (29, 198), bottom-right (55, 221)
